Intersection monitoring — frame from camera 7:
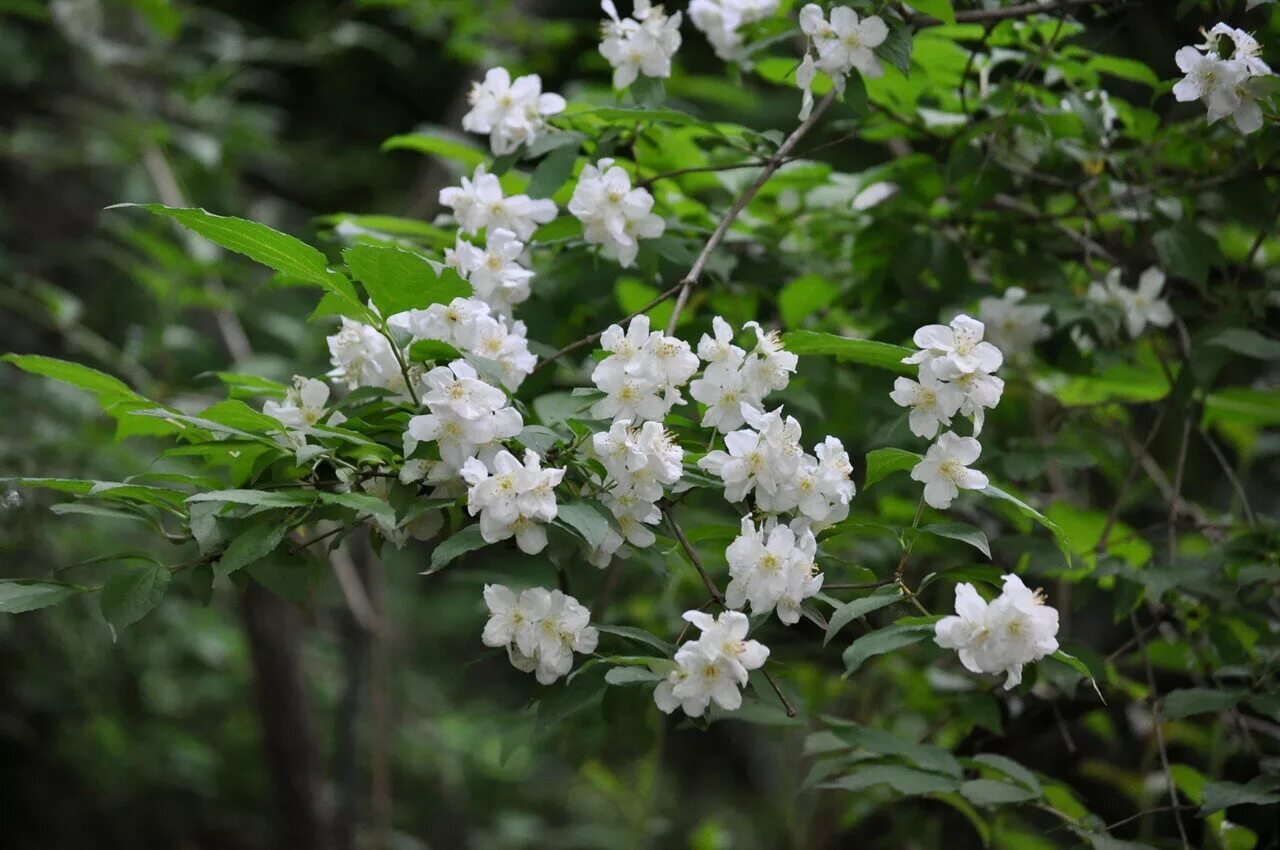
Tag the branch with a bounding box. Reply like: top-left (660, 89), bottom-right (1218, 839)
top-left (532, 281), bottom-right (685, 374)
top-left (904, 0), bottom-right (1127, 28)
top-left (665, 90), bottom-right (838, 334)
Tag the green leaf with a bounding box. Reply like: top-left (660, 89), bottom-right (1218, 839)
top-left (604, 666), bottom-right (664, 685)
top-left (863, 447), bottom-right (921, 489)
top-left (781, 331), bottom-right (914, 374)
top-left (1048, 650), bottom-right (1105, 703)
top-left (822, 765), bottom-right (958, 796)
top-left (556, 499), bottom-right (614, 549)
top-left (0, 579), bottom-right (83, 614)
top-left (1201, 776), bottom-right (1280, 814)
top-left (188, 489), bottom-right (317, 509)
top-left (778, 275), bottom-right (839, 328)
top-left (1208, 328), bottom-right (1280, 361)
top-left (825, 718), bottom-right (963, 776)
top-left (428, 524), bottom-right (490, 572)
top-left (381, 132), bottom-right (487, 168)
top-left (112, 204), bottom-right (341, 289)
top-left (843, 621), bottom-right (934, 674)
top-left (910, 0), bottom-right (955, 24)
top-left (595, 624), bottom-right (676, 657)
top-left (981, 484), bottom-right (1071, 566)
top-left (919, 522), bottom-right (990, 559)
top-left (317, 491), bottom-right (397, 530)
top-left (971, 754), bottom-right (1042, 794)
top-left (536, 666), bottom-right (607, 732)
top-left (216, 517), bottom-right (291, 578)
top-left (959, 778), bottom-right (1041, 806)
top-left (1153, 224), bottom-right (1220, 287)
top-left (825, 585), bottom-right (901, 645)
top-left (526, 143), bottom-right (578, 199)
top-left (1085, 55), bottom-right (1159, 87)
top-left (408, 339), bottom-right (465, 363)
top-left (1163, 688), bottom-right (1244, 720)
top-left (343, 244), bottom-right (471, 317)
top-left (100, 562), bottom-right (170, 629)
top-left (876, 18), bottom-right (914, 76)
top-left (2, 354), bottom-right (137, 401)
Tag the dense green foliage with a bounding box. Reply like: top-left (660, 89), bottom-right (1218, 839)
top-left (2, 1), bottom-right (1279, 848)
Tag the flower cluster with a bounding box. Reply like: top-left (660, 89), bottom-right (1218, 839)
top-left (654, 610), bottom-right (769, 716)
top-left (689, 0), bottom-right (778, 60)
top-left (404, 360), bottom-right (523, 473)
top-left (568, 158), bottom-right (665, 267)
top-left (590, 315), bottom-right (698, 422)
top-left (445, 228), bottom-right (535, 317)
top-left (892, 315), bottom-right (1003, 426)
top-left (327, 317), bottom-right (409, 395)
top-left (726, 516), bottom-right (823, 625)
top-left (689, 317), bottom-right (797, 433)
top-left (438, 165), bottom-right (557, 240)
top-left (977, 288), bottom-right (1051, 362)
top-left (599, 0), bottom-right (682, 90)
top-left (1174, 23), bottom-right (1274, 135)
top-left (700, 405), bottom-right (854, 526)
top-left (263, 376), bottom-right (347, 463)
top-left (587, 419), bottom-right (684, 565)
top-left (1087, 267), bottom-right (1175, 339)
top-left (462, 449), bottom-right (565, 554)
top-left (893, 315), bottom-right (1004, 509)
top-left (482, 584), bottom-right (599, 684)
top-left (388, 297), bottom-right (536, 391)
top-left (461, 67), bottom-right (566, 154)
top-left (796, 5), bottom-right (888, 119)
top-left (934, 574), bottom-right (1060, 689)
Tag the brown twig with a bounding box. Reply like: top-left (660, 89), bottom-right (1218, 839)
top-left (637, 158), bottom-right (771, 189)
top-left (665, 90), bottom-right (838, 334)
top-left (532, 281), bottom-right (684, 374)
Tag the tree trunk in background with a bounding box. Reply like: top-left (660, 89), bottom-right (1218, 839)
top-left (240, 582), bottom-right (331, 850)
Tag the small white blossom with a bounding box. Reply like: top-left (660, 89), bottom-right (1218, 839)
top-left (1087, 267), bottom-right (1175, 339)
top-left (904, 314), bottom-right (1004, 381)
top-left (911, 431), bottom-right (988, 510)
top-left (1174, 24), bottom-right (1274, 135)
top-left (978, 287), bottom-right (1051, 361)
top-left (327, 317), bottom-right (407, 394)
top-left (796, 4), bottom-right (888, 118)
top-left (404, 360), bottom-right (523, 470)
top-left (569, 158), bottom-right (665, 267)
top-left (461, 67), bottom-right (567, 155)
top-left (590, 315), bottom-right (697, 422)
top-left (389, 297), bottom-right (538, 391)
top-left (699, 404), bottom-right (804, 503)
top-left (653, 610), bottom-right (769, 717)
top-left (263, 376), bottom-right (342, 434)
top-left (725, 516), bottom-right (823, 624)
top-left (600, 0), bottom-right (682, 90)
top-left (889, 373), bottom-right (962, 439)
top-left (482, 584), bottom-right (599, 684)
top-left (688, 0), bottom-right (778, 61)
top-left (689, 317), bottom-right (795, 433)
top-left (438, 165), bottom-right (558, 239)
top-left (462, 449), bottom-right (565, 555)
top-left (445, 228), bottom-right (536, 317)
top-left (934, 574), bottom-right (1060, 689)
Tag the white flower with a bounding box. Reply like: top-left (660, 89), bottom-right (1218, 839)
top-left (482, 584), bottom-right (598, 684)
top-left (741, 321), bottom-right (798, 394)
top-left (952, 369), bottom-right (1004, 438)
top-left (462, 449), bottom-right (565, 555)
top-left (934, 574), bottom-right (1060, 689)
top-left (978, 287), bottom-right (1051, 360)
top-left (446, 228), bottom-right (535, 317)
top-left (689, 317), bottom-right (794, 433)
top-left (461, 67), bottom-right (567, 155)
top-left (588, 419), bottom-right (683, 560)
top-left (390, 297), bottom-right (538, 391)
top-left (653, 610), bottom-right (769, 717)
top-left (1087, 267), bottom-right (1175, 339)
top-left (590, 315), bottom-right (696, 422)
top-left (910, 431), bottom-right (988, 510)
top-left (404, 362), bottom-right (523, 470)
top-left (725, 517), bottom-right (823, 624)
top-left (569, 158), bottom-right (665, 267)
top-left (688, 0), bottom-right (778, 61)
top-left (326, 317), bottom-right (407, 394)
top-left (263, 376), bottom-right (341, 434)
top-left (889, 372), bottom-right (963, 439)
top-left (438, 165), bottom-right (558, 239)
top-left (1173, 26), bottom-right (1273, 135)
top-left (689, 365), bottom-right (752, 432)
top-left (699, 404), bottom-right (804, 503)
top-left (904, 314), bottom-right (1004, 381)
top-left (600, 0), bottom-right (683, 89)
top-left (1207, 23), bottom-right (1272, 77)
top-left (796, 4), bottom-right (888, 117)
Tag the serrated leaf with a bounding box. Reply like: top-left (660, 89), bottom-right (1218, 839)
top-left (556, 499), bottom-right (613, 548)
top-left (971, 754), bottom-right (1041, 794)
top-left (112, 204), bottom-right (342, 289)
top-left (381, 132), bottom-right (487, 168)
top-left (595, 624), bottom-right (675, 656)
top-left (216, 517), bottom-right (291, 578)
top-left (781, 331), bottom-right (914, 373)
top-left (825, 585), bottom-right (901, 645)
top-left (100, 562), bottom-right (170, 629)
top-left (2, 354), bottom-right (138, 401)
top-left (343, 244), bottom-right (470, 317)
top-left (0, 580), bottom-right (83, 614)
top-left (823, 765), bottom-right (958, 796)
top-left (825, 718), bottom-right (962, 776)
top-left (843, 621), bottom-right (934, 674)
top-left (408, 339), bottom-right (465, 363)
top-left (919, 522), bottom-right (990, 559)
top-left (428, 524), bottom-right (490, 571)
top-left (959, 778), bottom-right (1041, 806)
top-left (863, 447), bottom-right (921, 489)
top-left (981, 484), bottom-right (1070, 566)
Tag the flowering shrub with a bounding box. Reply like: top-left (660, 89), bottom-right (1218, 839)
top-left (5, 1), bottom-right (1280, 846)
